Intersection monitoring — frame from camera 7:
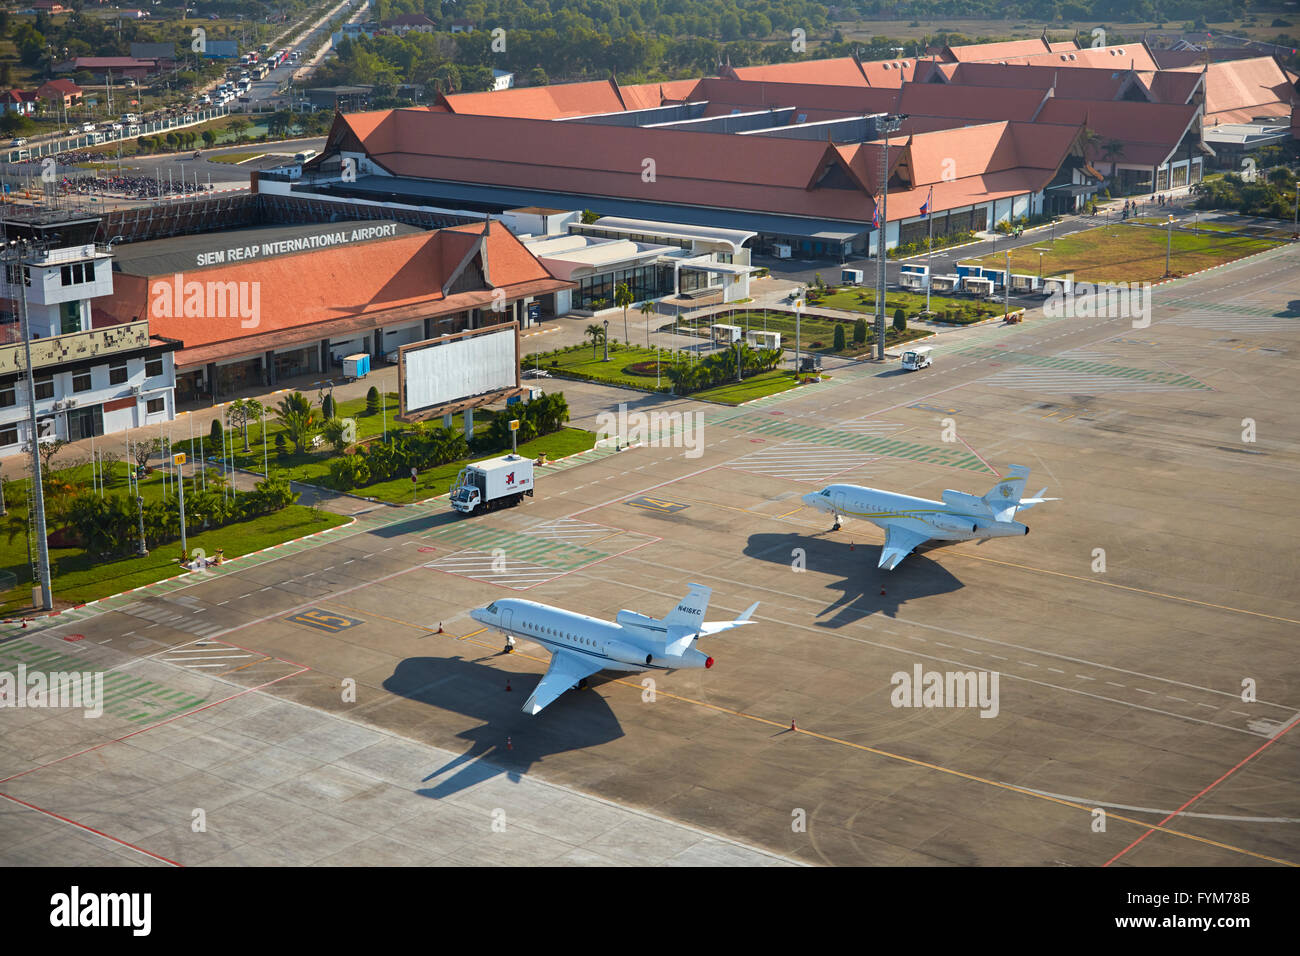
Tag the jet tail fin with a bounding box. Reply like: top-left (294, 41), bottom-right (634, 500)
top-left (661, 583), bottom-right (711, 629)
top-left (982, 465), bottom-right (1031, 522)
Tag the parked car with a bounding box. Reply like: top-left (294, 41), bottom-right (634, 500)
top-left (8, 137), bottom-right (26, 147)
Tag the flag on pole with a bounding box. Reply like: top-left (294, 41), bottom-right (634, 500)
top-left (920, 186), bottom-right (933, 217)
top-left (871, 198), bottom-right (880, 229)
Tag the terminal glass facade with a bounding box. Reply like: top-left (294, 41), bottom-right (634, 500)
top-left (574, 264), bottom-right (674, 311)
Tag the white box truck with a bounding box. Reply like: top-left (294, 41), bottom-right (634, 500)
top-left (450, 454), bottom-right (534, 514)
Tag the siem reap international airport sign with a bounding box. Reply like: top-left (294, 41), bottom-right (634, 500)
top-left (193, 223), bottom-right (401, 267)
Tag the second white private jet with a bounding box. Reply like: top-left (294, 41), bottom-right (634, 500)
top-left (801, 465), bottom-right (1057, 570)
top-left (470, 584), bottom-right (758, 715)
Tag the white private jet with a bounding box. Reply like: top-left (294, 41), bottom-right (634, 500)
top-left (801, 465), bottom-right (1057, 570)
top-left (469, 584), bottom-right (758, 715)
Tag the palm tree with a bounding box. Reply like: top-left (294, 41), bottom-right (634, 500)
top-left (274, 392), bottom-right (318, 455)
top-left (615, 281), bottom-right (633, 346)
top-left (585, 323), bottom-right (605, 358)
top-left (639, 299), bottom-right (655, 348)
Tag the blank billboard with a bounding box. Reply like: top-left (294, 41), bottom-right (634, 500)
top-left (401, 326), bottom-right (517, 415)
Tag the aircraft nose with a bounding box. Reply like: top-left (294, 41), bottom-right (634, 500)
top-left (802, 492), bottom-right (823, 509)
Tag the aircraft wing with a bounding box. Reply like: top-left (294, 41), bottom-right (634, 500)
top-left (522, 650), bottom-right (604, 716)
top-left (879, 524), bottom-right (931, 571)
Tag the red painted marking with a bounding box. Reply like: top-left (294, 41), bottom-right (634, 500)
top-left (1103, 713), bottom-right (1300, 866)
top-left (0, 793), bottom-right (181, 866)
top-left (768, 411), bottom-right (785, 415)
top-left (418, 546), bottom-right (436, 553)
top-left (750, 439), bottom-right (765, 444)
top-left (63, 634), bottom-right (85, 642)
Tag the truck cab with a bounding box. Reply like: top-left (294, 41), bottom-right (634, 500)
top-left (451, 455), bottom-right (534, 515)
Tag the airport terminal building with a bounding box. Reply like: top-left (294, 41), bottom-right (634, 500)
top-left (249, 40), bottom-right (1299, 259)
top-left (96, 218), bottom-right (571, 402)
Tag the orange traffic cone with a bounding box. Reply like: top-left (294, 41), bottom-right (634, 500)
top-left (437, 622), bottom-right (444, 633)
top-left (790, 719), bottom-right (797, 731)
top-left (505, 680), bottom-right (512, 692)
top-left (507, 736), bottom-right (513, 751)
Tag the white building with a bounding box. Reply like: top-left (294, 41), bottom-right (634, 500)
top-left (0, 214), bottom-right (178, 456)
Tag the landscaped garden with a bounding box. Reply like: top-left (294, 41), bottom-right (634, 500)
top-left (206, 387), bottom-right (595, 504)
top-left (0, 449), bottom-right (346, 614)
top-left (692, 307), bottom-right (935, 355)
top-left (529, 341), bottom-right (800, 404)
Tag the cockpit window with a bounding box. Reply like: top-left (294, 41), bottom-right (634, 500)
top-left (486, 603), bottom-right (498, 614)
top-left (821, 489), bottom-right (831, 497)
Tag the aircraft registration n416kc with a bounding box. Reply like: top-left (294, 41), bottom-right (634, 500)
top-left (470, 584), bottom-right (758, 715)
top-left (801, 464), bottom-right (1058, 570)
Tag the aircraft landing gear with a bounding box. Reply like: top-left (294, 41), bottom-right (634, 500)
top-left (504, 636), bottom-right (516, 654)
top-left (577, 678), bottom-right (589, 690)
top-left (831, 514), bottom-right (843, 532)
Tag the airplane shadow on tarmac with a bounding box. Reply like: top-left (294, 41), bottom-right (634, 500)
top-left (744, 531), bottom-right (964, 626)
top-left (383, 654), bottom-right (624, 799)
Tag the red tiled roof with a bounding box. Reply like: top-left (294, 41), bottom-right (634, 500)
top-left (943, 37), bottom-right (1059, 62)
top-left (1003, 44), bottom-right (1158, 71)
top-left (618, 79), bottom-right (704, 110)
top-left (727, 57), bottom-right (869, 87)
top-left (897, 82), bottom-right (1047, 121)
top-left (99, 222), bottom-right (568, 358)
top-left (1035, 98), bottom-right (1201, 165)
top-left (340, 108), bottom-right (882, 221)
top-left (690, 76), bottom-right (898, 116)
top-left (1172, 57), bottom-right (1300, 123)
top-left (442, 78), bottom-right (625, 118)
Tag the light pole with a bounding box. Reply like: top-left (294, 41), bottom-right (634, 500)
top-left (874, 112), bottom-right (908, 361)
top-left (602, 318), bottom-right (609, 362)
top-left (174, 452), bottom-right (187, 555)
top-left (1004, 249), bottom-right (1011, 320)
top-left (1034, 247), bottom-right (1050, 281)
top-left (13, 238), bottom-right (52, 610)
top-left (1165, 213), bottom-right (1174, 277)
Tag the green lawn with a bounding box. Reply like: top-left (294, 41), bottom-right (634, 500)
top-left (693, 370), bottom-right (801, 404)
top-left (808, 289), bottom-right (973, 318)
top-left (0, 458), bottom-right (347, 613)
top-left (711, 311), bottom-right (933, 354)
top-left (967, 221), bottom-right (1285, 283)
top-left (533, 345), bottom-right (676, 391)
top-left (531, 345), bottom-right (802, 403)
top-left (207, 151), bottom-right (268, 165)
top-left (216, 391), bottom-right (595, 504)
top-left (350, 427), bottom-right (597, 503)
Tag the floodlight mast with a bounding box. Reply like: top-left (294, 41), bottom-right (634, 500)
top-left (875, 114), bottom-right (907, 360)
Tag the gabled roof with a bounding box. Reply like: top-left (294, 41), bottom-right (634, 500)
top-left (725, 57), bottom-right (870, 87)
top-left (101, 221), bottom-right (566, 354)
top-left (441, 78), bottom-right (626, 119)
top-left (1035, 99), bottom-right (1202, 165)
top-left (618, 78), bottom-right (703, 110)
top-left (332, 108), bottom-right (884, 222)
top-left (941, 37), bottom-right (1060, 63)
top-left (1004, 44), bottom-right (1158, 71)
top-left (896, 82), bottom-right (1047, 121)
top-left (689, 76), bottom-right (899, 117)
top-left (1172, 57), bottom-right (1300, 124)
